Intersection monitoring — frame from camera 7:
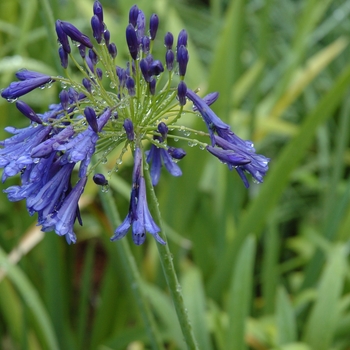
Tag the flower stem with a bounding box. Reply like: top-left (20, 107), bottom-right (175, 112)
top-left (99, 188), bottom-right (164, 350)
top-left (144, 165), bottom-right (199, 350)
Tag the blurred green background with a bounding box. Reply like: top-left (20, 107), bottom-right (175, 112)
top-left (1, 0), bottom-right (350, 349)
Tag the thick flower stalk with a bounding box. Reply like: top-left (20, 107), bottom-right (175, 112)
top-left (0, 1), bottom-right (269, 245)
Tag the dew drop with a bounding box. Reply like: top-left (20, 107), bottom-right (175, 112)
top-left (101, 184), bottom-right (110, 193)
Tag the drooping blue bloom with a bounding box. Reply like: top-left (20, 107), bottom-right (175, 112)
top-left (146, 140), bottom-right (185, 186)
top-left (41, 176), bottom-right (88, 244)
top-left (1, 73), bottom-right (54, 100)
top-left (186, 89), bottom-right (230, 145)
top-left (213, 134), bottom-right (270, 187)
top-left (111, 147), bottom-right (165, 245)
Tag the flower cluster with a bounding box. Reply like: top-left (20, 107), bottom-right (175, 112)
top-left (0, 2), bottom-right (269, 245)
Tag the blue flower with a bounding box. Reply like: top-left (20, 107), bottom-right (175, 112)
top-left (41, 176), bottom-right (87, 244)
top-left (111, 147), bottom-right (165, 245)
top-left (146, 141), bottom-right (185, 186)
top-left (212, 134), bottom-right (270, 187)
top-left (1, 72), bottom-right (53, 100)
top-left (186, 89), bottom-right (230, 145)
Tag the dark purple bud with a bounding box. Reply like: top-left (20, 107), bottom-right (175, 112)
top-left (91, 15), bottom-right (103, 44)
top-left (59, 90), bottom-right (69, 110)
top-left (140, 58), bottom-right (150, 82)
top-left (177, 81), bottom-right (187, 106)
top-left (60, 21), bottom-right (93, 48)
top-left (149, 77), bottom-right (156, 95)
top-left (15, 70), bottom-right (48, 81)
top-left (149, 14), bottom-right (159, 40)
top-left (129, 5), bottom-right (139, 27)
top-left (137, 10), bottom-right (146, 40)
top-left (104, 30), bottom-right (110, 45)
top-left (123, 118), bottom-right (134, 141)
top-left (116, 67), bottom-right (126, 86)
top-left (93, 173), bottom-right (108, 186)
top-left (82, 78), bottom-right (92, 93)
top-left (158, 122), bottom-right (168, 138)
top-left (84, 106), bottom-right (98, 133)
top-left (85, 55), bottom-right (95, 73)
top-left (149, 60), bottom-right (164, 76)
top-left (126, 76), bottom-right (135, 96)
top-left (55, 20), bottom-right (71, 53)
top-left (177, 29), bottom-right (188, 48)
top-left (78, 44), bottom-right (86, 58)
top-left (108, 43), bottom-right (117, 58)
top-left (89, 49), bottom-right (98, 66)
top-left (58, 46), bottom-right (68, 69)
top-left (168, 147), bottom-right (186, 159)
top-left (164, 32), bottom-right (174, 49)
top-left (1, 75), bottom-right (53, 100)
top-left (93, 1), bottom-right (104, 23)
top-left (141, 36), bottom-right (150, 53)
top-left (126, 61), bottom-right (136, 77)
top-left (16, 100), bottom-right (42, 124)
top-left (165, 50), bottom-right (174, 71)
top-left (126, 24), bottom-right (138, 60)
top-left (68, 87), bottom-right (79, 102)
top-left (177, 45), bottom-right (189, 76)
top-left (96, 68), bottom-right (103, 80)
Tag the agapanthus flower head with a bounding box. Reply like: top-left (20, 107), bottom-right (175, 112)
top-left (0, 1), bottom-right (269, 244)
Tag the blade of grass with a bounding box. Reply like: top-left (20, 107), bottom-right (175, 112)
top-left (226, 236), bottom-right (256, 350)
top-left (276, 286), bottom-right (297, 345)
top-left (0, 246), bottom-right (60, 350)
top-left (303, 244), bottom-right (347, 350)
top-left (181, 266), bottom-right (213, 350)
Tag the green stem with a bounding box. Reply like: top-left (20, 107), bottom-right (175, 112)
top-left (144, 165), bottom-right (199, 350)
top-left (99, 188), bottom-right (164, 350)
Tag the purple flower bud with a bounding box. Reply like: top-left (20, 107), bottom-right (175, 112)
top-left (149, 77), bottom-right (156, 95)
top-left (129, 5), bottom-right (139, 27)
top-left (55, 20), bottom-right (71, 53)
top-left (177, 29), bottom-right (188, 48)
top-left (88, 49), bottom-right (98, 66)
top-left (165, 50), bottom-right (174, 71)
top-left (104, 30), bottom-right (110, 45)
top-left (136, 10), bottom-right (146, 40)
top-left (126, 76), bottom-right (135, 96)
top-left (164, 32), bottom-right (174, 49)
top-left (207, 146), bottom-right (250, 168)
top-left (85, 55), bottom-right (95, 73)
top-left (116, 67), bottom-right (126, 86)
top-left (193, 92), bottom-right (219, 111)
top-left (16, 100), bottom-right (42, 124)
top-left (93, 0), bottom-right (104, 23)
top-left (108, 43), bottom-right (117, 58)
top-left (91, 14), bottom-right (103, 44)
top-left (141, 36), bottom-right (150, 53)
top-left (60, 21), bottom-right (93, 48)
top-left (168, 147), bottom-right (186, 159)
top-left (78, 44), bottom-right (86, 58)
top-left (82, 78), bottom-right (92, 93)
top-left (126, 24), bottom-right (139, 60)
top-left (177, 81), bottom-right (187, 106)
top-left (93, 173), bottom-right (108, 186)
top-left (123, 118), bottom-right (134, 141)
top-left (59, 90), bottom-right (69, 110)
top-left (1, 75), bottom-right (53, 100)
top-left (149, 14), bottom-right (159, 40)
top-left (149, 60), bottom-right (164, 76)
top-left (58, 46), bottom-right (68, 69)
top-left (96, 68), bottom-right (103, 80)
top-left (158, 122), bottom-right (168, 138)
top-left (68, 87), bottom-right (79, 103)
top-left (15, 70), bottom-right (47, 81)
top-left (84, 106), bottom-right (98, 133)
top-left (177, 45), bottom-right (189, 77)
top-left (140, 58), bottom-right (150, 82)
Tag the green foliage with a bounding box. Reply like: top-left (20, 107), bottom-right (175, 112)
top-left (1, 0), bottom-right (350, 349)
